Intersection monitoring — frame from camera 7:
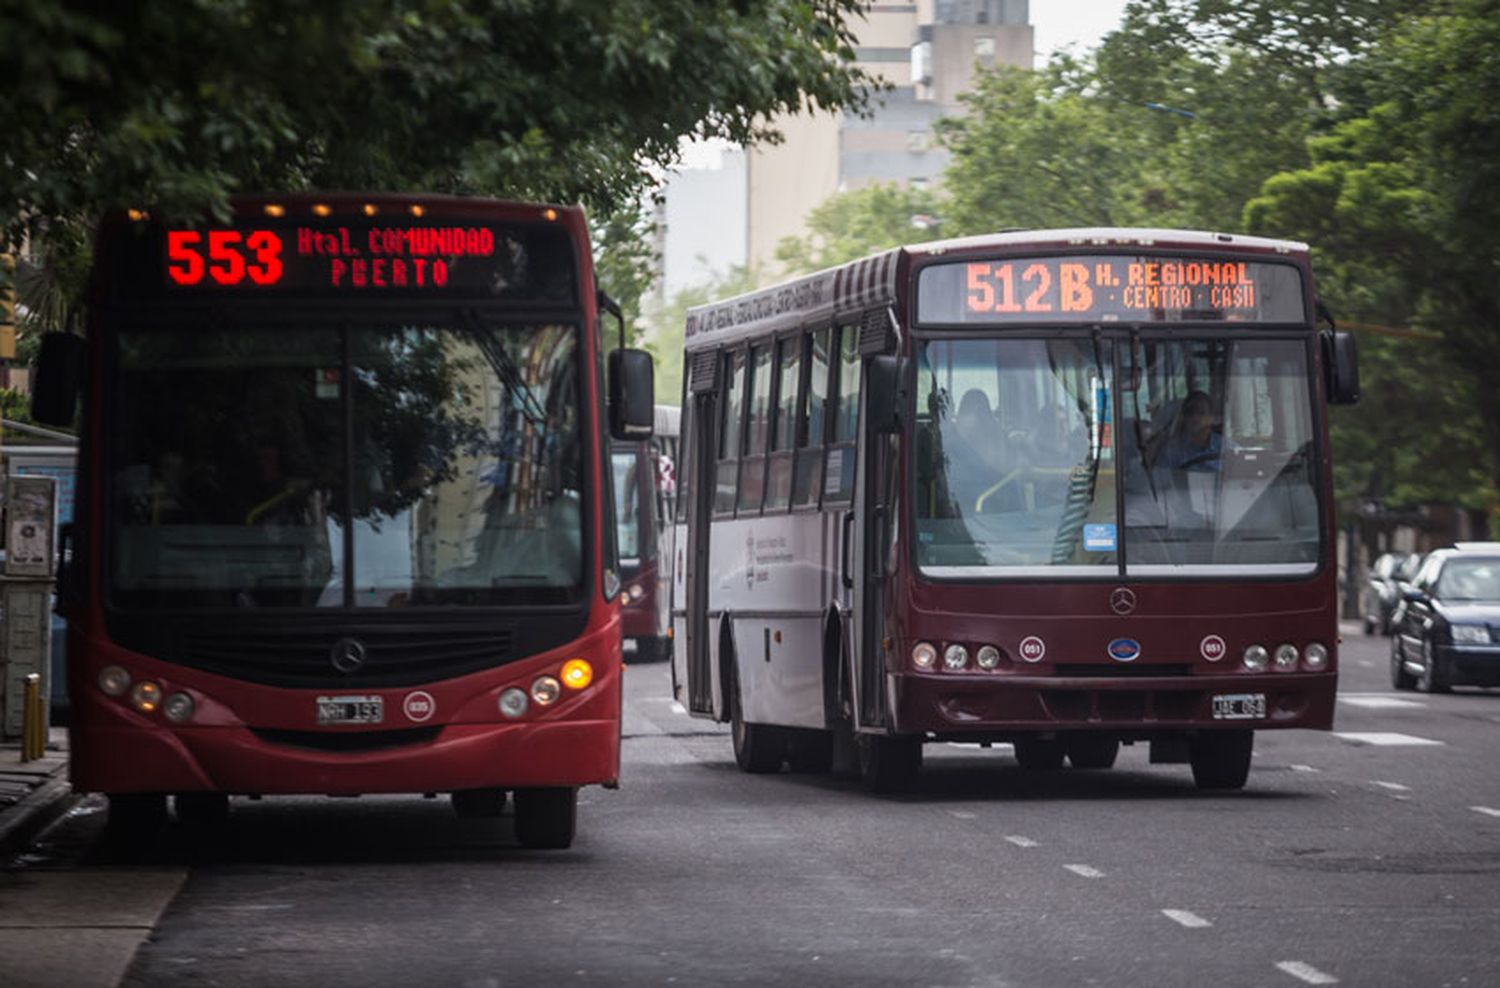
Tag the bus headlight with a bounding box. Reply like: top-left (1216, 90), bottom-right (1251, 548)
top-left (912, 642), bottom-right (937, 670)
top-left (163, 692), bottom-right (196, 723)
top-left (943, 644), bottom-right (969, 670)
top-left (976, 645), bottom-right (1002, 669)
top-left (531, 676), bottom-right (561, 706)
top-left (561, 659), bottom-right (594, 690)
top-left (627, 583), bottom-right (646, 601)
top-left (1242, 645), bottom-right (1269, 671)
top-left (130, 681), bottom-right (162, 713)
top-left (1274, 643), bottom-right (1299, 670)
top-left (498, 688), bottom-right (529, 718)
top-left (98, 665), bottom-right (132, 697)
top-left (1303, 643), bottom-right (1329, 671)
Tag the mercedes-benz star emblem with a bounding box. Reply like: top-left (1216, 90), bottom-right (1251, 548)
top-left (330, 637), bottom-right (367, 674)
top-left (1109, 587), bottom-right (1137, 615)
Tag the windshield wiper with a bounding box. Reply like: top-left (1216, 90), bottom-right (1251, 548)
top-left (460, 308), bottom-right (550, 429)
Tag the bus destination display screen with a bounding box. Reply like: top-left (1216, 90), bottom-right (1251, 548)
top-left (111, 218), bottom-right (578, 303)
top-left (917, 255), bottom-right (1305, 325)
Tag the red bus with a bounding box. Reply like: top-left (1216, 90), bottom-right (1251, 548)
top-left (31, 194), bottom-right (654, 847)
top-left (612, 405), bottom-right (680, 662)
top-left (671, 228), bottom-right (1359, 792)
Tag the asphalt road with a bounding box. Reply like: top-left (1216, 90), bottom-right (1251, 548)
top-left (6, 623), bottom-right (1500, 988)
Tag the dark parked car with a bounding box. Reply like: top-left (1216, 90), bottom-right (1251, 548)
top-left (1390, 543), bottom-right (1500, 692)
top-left (1364, 551), bottom-right (1415, 635)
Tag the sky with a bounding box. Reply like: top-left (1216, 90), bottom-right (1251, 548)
top-left (1029, 0), bottom-right (1131, 62)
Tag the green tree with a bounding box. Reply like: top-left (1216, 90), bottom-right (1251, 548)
top-left (591, 194), bottom-right (659, 347)
top-left (774, 182), bottom-right (943, 275)
top-left (639, 264), bottom-right (760, 407)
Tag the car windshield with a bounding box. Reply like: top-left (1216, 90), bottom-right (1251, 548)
top-left (1435, 559), bottom-right (1500, 602)
top-left (109, 319), bottom-right (583, 608)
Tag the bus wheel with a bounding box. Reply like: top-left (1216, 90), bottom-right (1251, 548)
top-left (785, 729), bottom-right (835, 773)
top-left (106, 793), bottom-right (168, 839)
top-left (858, 735), bottom-right (922, 794)
top-left (1013, 737), bottom-right (1065, 771)
top-left (1390, 637), bottom-right (1416, 690)
top-left (1189, 730), bottom-right (1253, 790)
top-left (174, 793), bottom-right (229, 828)
top-left (1417, 640), bottom-right (1451, 694)
top-left (731, 671), bottom-right (785, 774)
top-left (451, 788), bottom-right (507, 819)
top-left (1065, 735), bottom-right (1119, 770)
top-left (513, 787), bottom-right (577, 849)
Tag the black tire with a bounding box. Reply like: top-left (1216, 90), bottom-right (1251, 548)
top-left (106, 793), bottom-right (168, 839)
top-left (1390, 636), bottom-right (1416, 690)
top-left (1065, 734), bottom-right (1120, 770)
top-left (1416, 639), bottom-right (1452, 693)
top-left (785, 728), bottom-right (835, 774)
top-left (173, 793), bottom-right (229, 828)
top-left (1189, 730), bottom-right (1253, 790)
top-left (626, 637), bottom-right (669, 664)
top-left (1363, 615), bottom-right (1376, 635)
top-left (451, 788), bottom-right (507, 819)
top-left (858, 734), bottom-right (922, 794)
top-left (513, 787), bottom-right (577, 849)
top-left (1013, 737), bottom-right (1065, 771)
top-left (730, 663), bottom-right (785, 774)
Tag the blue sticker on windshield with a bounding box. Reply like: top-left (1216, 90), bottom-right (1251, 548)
top-left (1083, 523), bottom-right (1117, 551)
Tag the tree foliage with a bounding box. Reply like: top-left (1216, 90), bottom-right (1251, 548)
top-left (774, 182), bottom-right (942, 275)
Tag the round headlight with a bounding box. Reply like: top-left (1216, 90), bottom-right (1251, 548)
top-left (912, 641), bottom-right (937, 670)
top-left (1303, 642), bottom-right (1329, 671)
top-left (130, 680), bottom-right (162, 713)
top-left (531, 676), bottom-right (561, 706)
top-left (627, 583), bottom-right (646, 601)
top-left (1243, 644), bottom-right (1269, 671)
top-left (98, 665), bottom-right (132, 697)
top-left (561, 659), bottom-right (594, 690)
top-left (163, 692), bottom-right (196, 724)
top-left (976, 645), bottom-right (1002, 669)
top-left (498, 688), bottom-right (529, 718)
top-left (943, 644), bottom-right (969, 670)
top-left (1273, 643), bottom-right (1299, 670)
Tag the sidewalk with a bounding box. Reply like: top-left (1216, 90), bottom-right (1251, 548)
top-left (0, 729), bottom-right (75, 864)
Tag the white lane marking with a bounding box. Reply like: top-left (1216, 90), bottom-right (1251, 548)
top-left (669, 701), bottom-right (687, 715)
top-left (1064, 864), bottom-right (1104, 878)
top-left (1276, 960), bottom-right (1338, 984)
top-left (1333, 732), bottom-right (1444, 747)
top-left (1162, 909), bottom-right (1211, 928)
top-left (1290, 764), bottom-right (1320, 773)
top-left (1004, 835), bottom-right (1038, 848)
top-left (1471, 806), bottom-right (1500, 818)
top-left (949, 810), bottom-right (977, 820)
top-left (1371, 780), bottom-right (1411, 792)
top-left (1339, 695), bottom-right (1425, 710)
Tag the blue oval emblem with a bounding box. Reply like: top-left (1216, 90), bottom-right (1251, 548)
top-left (1107, 638), bottom-right (1142, 662)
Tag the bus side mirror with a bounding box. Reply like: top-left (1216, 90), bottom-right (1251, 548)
top-left (1322, 330), bottom-right (1360, 405)
top-left (31, 332), bottom-right (86, 427)
top-left (867, 354), bottom-right (902, 434)
top-left (609, 348), bottom-right (655, 440)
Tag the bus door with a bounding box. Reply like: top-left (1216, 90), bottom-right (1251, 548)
top-left (681, 351), bottom-right (721, 716)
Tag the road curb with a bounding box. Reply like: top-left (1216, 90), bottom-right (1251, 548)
top-left (0, 775), bottom-right (80, 865)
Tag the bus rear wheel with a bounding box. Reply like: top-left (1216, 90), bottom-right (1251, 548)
top-left (1065, 735), bottom-right (1120, 770)
top-left (513, 787), bottom-right (577, 849)
top-left (1189, 730), bottom-right (1253, 790)
top-left (731, 672), bottom-right (785, 774)
top-left (858, 735), bottom-right (922, 794)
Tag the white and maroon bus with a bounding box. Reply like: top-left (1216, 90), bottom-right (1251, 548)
top-left (612, 405), bottom-right (679, 662)
top-left (670, 228), bottom-right (1359, 792)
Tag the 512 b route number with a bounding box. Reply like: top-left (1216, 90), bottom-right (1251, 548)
top-left (966, 261), bottom-right (1095, 315)
top-left (166, 229), bottom-right (284, 287)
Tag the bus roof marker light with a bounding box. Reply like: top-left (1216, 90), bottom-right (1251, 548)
top-left (561, 659), bottom-right (593, 690)
top-left (163, 692), bottom-right (196, 723)
top-left (1274, 644), bottom-right (1299, 671)
top-left (543, 208), bottom-right (558, 221)
top-left (912, 642), bottom-right (937, 670)
top-left (263, 204), bottom-right (286, 218)
top-left (943, 644), bottom-right (969, 670)
top-left (498, 688), bottom-right (529, 719)
top-left (409, 204), bottom-right (425, 217)
top-left (130, 681), bottom-right (162, 714)
top-left (1243, 644), bottom-right (1269, 672)
top-left (531, 677), bottom-right (561, 706)
top-left (1303, 643), bottom-right (1329, 671)
top-left (362, 204), bottom-right (378, 217)
top-left (98, 665), bottom-right (132, 697)
top-left (127, 209), bottom-right (148, 222)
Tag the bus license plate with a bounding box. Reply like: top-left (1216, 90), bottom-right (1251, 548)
top-left (1212, 693), bottom-right (1266, 720)
top-left (316, 695), bottom-right (384, 726)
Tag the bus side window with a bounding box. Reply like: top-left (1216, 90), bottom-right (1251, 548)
top-left (824, 323), bottom-right (860, 503)
top-left (793, 327), bottom-right (831, 508)
top-left (764, 335), bottom-right (799, 512)
top-left (738, 343), bottom-right (772, 514)
top-left (714, 349), bottom-right (746, 516)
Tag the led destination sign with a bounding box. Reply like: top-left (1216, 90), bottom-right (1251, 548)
top-left (918, 254), bottom-right (1305, 325)
top-left (115, 218), bottom-right (577, 303)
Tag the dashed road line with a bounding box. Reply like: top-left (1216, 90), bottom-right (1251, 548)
top-left (1063, 864), bottom-right (1104, 879)
top-left (1471, 806), bottom-right (1500, 819)
top-left (1289, 764), bottom-right (1320, 773)
top-left (1161, 909), bottom-right (1211, 928)
top-left (1004, 835), bottom-right (1038, 848)
top-left (949, 810), bottom-right (977, 820)
top-left (1276, 960), bottom-right (1338, 984)
top-left (1338, 695), bottom-right (1425, 710)
top-left (1333, 732), bottom-right (1443, 747)
top-left (669, 701), bottom-right (687, 715)
top-left (1371, 781), bottom-right (1411, 792)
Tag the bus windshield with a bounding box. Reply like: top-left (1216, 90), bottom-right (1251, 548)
top-left (611, 449), bottom-right (642, 562)
top-left (109, 319), bottom-right (583, 608)
top-left (913, 335), bottom-right (1319, 578)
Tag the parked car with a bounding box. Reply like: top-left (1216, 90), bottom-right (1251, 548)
top-left (1364, 551), bottom-right (1414, 635)
top-left (1390, 544), bottom-right (1500, 692)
